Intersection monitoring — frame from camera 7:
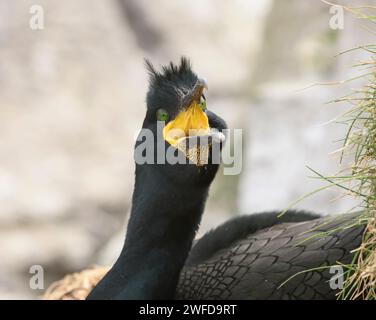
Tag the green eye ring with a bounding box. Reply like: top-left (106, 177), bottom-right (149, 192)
top-left (156, 108), bottom-right (169, 122)
top-left (199, 95), bottom-right (207, 110)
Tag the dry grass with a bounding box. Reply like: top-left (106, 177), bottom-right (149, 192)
top-left (330, 47), bottom-right (376, 299)
top-left (296, 2), bottom-right (376, 299)
top-left (43, 266), bottom-right (109, 300)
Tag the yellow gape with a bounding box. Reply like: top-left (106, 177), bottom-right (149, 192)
top-left (163, 101), bottom-right (211, 165)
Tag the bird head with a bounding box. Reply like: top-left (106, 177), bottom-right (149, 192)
top-left (137, 57), bottom-right (227, 186)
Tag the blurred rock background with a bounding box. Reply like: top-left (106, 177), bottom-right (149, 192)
top-left (0, 0), bottom-right (375, 298)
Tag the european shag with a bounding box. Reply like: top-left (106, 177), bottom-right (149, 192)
top-left (87, 57), bottom-right (227, 299)
top-left (53, 58), bottom-right (365, 300)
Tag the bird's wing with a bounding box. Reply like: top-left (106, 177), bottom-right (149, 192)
top-left (177, 212), bottom-right (364, 300)
top-left (186, 210), bottom-right (320, 267)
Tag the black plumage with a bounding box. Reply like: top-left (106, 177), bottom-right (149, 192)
top-left (177, 211), bottom-right (364, 299)
top-left (87, 58), bottom-right (365, 300)
top-left (88, 57), bottom-right (226, 300)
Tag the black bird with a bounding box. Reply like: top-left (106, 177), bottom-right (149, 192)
top-left (178, 210), bottom-right (363, 299)
top-left (87, 57), bottom-right (226, 299)
top-left (84, 58), bottom-right (364, 300)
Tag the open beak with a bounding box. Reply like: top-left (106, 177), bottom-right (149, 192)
top-left (162, 79), bottom-right (224, 165)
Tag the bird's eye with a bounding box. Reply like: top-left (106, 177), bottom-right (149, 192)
top-left (199, 95), bottom-right (207, 110)
top-left (156, 109), bottom-right (169, 122)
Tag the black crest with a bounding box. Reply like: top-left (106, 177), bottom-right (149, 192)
top-left (145, 57), bottom-right (196, 85)
top-left (145, 57), bottom-right (199, 112)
